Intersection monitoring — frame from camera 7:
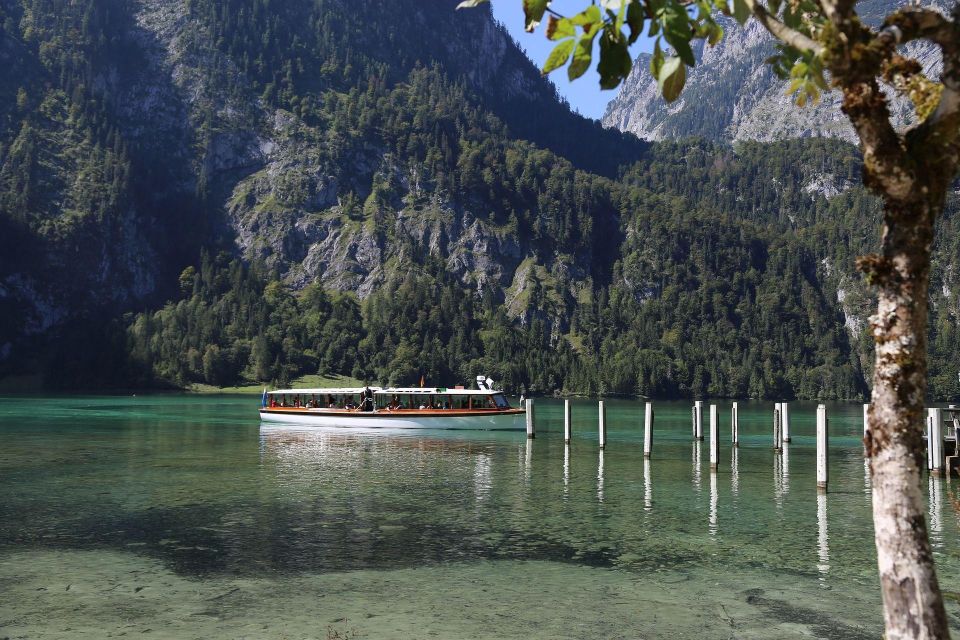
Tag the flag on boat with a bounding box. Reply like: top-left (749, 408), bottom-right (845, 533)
top-left (419, 374), bottom-right (425, 388)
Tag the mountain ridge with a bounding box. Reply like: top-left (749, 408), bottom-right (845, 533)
top-left (601, 1), bottom-right (944, 142)
top-left (0, 0), bottom-right (957, 398)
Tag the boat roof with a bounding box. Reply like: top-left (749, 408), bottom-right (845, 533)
top-left (268, 387), bottom-right (380, 395)
top-left (267, 387), bottom-right (502, 395)
top-left (376, 387), bottom-right (500, 395)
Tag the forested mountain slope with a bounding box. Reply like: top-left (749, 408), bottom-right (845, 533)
top-left (0, 0), bottom-right (956, 399)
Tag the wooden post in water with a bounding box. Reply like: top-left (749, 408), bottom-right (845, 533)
top-left (927, 407), bottom-right (944, 476)
top-left (563, 399), bottom-right (572, 444)
top-left (781, 402), bottom-right (791, 443)
top-left (817, 404), bottom-right (828, 492)
top-left (643, 402), bottom-right (653, 459)
top-left (709, 404), bottom-right (719, 470)
top-left (731, 402), bottom-right (739, 447)
top-left (598, 400), bottom-right (607, 449)
top-left (525, 399), bottom-right (535, 439)
top-left (694, 400), bottom-right (703, 441)
top-left (773, 403), bottom-right (783, 452)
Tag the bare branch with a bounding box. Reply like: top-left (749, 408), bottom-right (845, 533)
top-left (886, 6), bottom-right (960, 148)
top-left (913, 59), bottom-right (960, 148)
top-left (742, 0), bottom-right (825, 54)
top-left (816, 0), bottom-right (855, 26)
top-left (879, 7), bottom-right (955, 49)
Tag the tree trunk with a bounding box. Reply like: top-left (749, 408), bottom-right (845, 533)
top-left (865, 198), bottom-right (950, 639)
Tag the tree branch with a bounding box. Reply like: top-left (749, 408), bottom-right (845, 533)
top-left (741, 0), bottom-right (824, 54)
top-left (879, 7), bottom-right (955, 49)
top-left (884, 6), bottom-right (960, 150)
top-left (840, 79), bottom-right (916, 203)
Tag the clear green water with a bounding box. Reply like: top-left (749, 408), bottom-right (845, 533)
top-left (1, 395), bottom-right (958, 639)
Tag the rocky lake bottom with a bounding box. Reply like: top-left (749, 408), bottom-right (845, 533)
top-left (1, 395), bottom-right (959, 639)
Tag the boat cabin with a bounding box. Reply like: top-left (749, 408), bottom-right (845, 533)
top-left (263, 386), bottom-right (513, 412)
top-left (374, 388), bottom-right (512, 411)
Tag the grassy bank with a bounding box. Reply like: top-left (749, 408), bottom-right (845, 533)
top-left (187, 374), bottom-right (366, 394)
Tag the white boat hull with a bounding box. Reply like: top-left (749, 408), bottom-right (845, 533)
top-left (258, 409), bottom-right (525, 430)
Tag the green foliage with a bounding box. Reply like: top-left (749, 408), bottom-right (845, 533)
top-left (120, 135), bottom-right (959, 400)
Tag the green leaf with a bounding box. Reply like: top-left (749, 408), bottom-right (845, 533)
top-left (707, 22), bottom-right (724, 45)
top-left (626, 1), bottom-right (645, 44)
top-left (571, 5), bottom-right (602, 26)
top-left (455, 0), bottom-right (489, 8)
top-left (649, 38), bottom-right (664, 78)
top-left (613, 0), bottom-right (628, 33)
top-left (664, 33), bottom-right (695, 67)
top-left (732, 0), bottom-right (751, 25)
top-left (657, 55), bottom-right (686, 102)
top-left (568, 32), bottom-right (597, 81)
top-left (523, 0), bottom-right (550, 32)
top-left (598, 27), bottom-right (633, 89)
top-left (546, 15), bottom-right (575, 40)
top-left (543, 38), bottom-right (576, 75)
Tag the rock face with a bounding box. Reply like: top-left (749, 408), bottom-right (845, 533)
top-left (0, 0), bottom-right (629, 359)
top-left (602, 1), bottom-right (944, 142)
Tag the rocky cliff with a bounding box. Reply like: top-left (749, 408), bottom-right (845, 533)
top-left (601, 1), bottom-right (944, 142)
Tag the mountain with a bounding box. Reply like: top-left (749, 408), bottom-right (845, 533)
top-left (0, 0), bottom-right (957, 399)
top-left (601, 0), bottom-right (944, 142)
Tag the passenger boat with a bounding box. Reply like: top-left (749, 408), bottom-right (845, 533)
top-left (258, 376), bottom-right (525, 430)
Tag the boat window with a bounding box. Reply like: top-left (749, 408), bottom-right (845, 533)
top-left (492, 394), bottom-right (509, 409)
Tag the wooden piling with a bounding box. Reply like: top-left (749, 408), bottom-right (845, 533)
top-left (598, 400), bottom-right (607, 449)
top-left (563, 399), bottom-right (572, 444)
top-left (731, 402), bottom-right (739, 447)
top-left (643, 402), bottom-right (653, 459)
top-left (773, 403), bottom-right (783, 452)
top-left (781, 402), bottom-right (791, 443)
top-left (709, 404), bottom-right (719, 470)
top-left (817, 404), bottom-right (828, 492)
top-left (863, 403), bottom-right (870, 456)
top-left (694, 400), bottom-right (703, 441)
top-left (525, 399), bottom-right (535, 439)
top-left (927, 407), bottom-right (944, 476)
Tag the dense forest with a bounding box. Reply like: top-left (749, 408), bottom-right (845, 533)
top-left (0, 0), bottom-right (957, 400)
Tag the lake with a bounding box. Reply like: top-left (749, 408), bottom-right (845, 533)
top-left (1, 395), bottom-right (958, 638)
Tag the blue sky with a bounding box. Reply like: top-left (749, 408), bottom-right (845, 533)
top-left (489, 1), bottom-right (655, 120)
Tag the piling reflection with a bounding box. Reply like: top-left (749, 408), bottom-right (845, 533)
top-left (597, 450), bottom-right (605, 503)
top-left (781, 443), bottom-right (790, 495)
top-left (929, 474), bottom-right (942, 549)
top-left (563, 444), bottom-right (570, 499)
top-left (474, 453), bottom-right (492, 503)
top-left (524, 438), bottom-right (532, 485)
top-left (692, 442), bottom-right (702, 492)
top-left (643, 457), bottom-right (652, 512)
top-left (817, 492), bottom-right (830, 584)
top-left (709, 471), bottom-right (718, 538)
top-left (731, 447), bottom-right (740, 496)
top-left (863, 458), bottom-right (871, 497)
top-left (773, 454), bottom-right (784, 509)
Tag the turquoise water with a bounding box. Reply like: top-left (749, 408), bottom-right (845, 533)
top-left (1, 395), bottom-right (958, 638)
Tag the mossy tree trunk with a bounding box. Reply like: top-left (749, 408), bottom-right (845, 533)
top-left (838, 13), bottom-right (960, 633)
